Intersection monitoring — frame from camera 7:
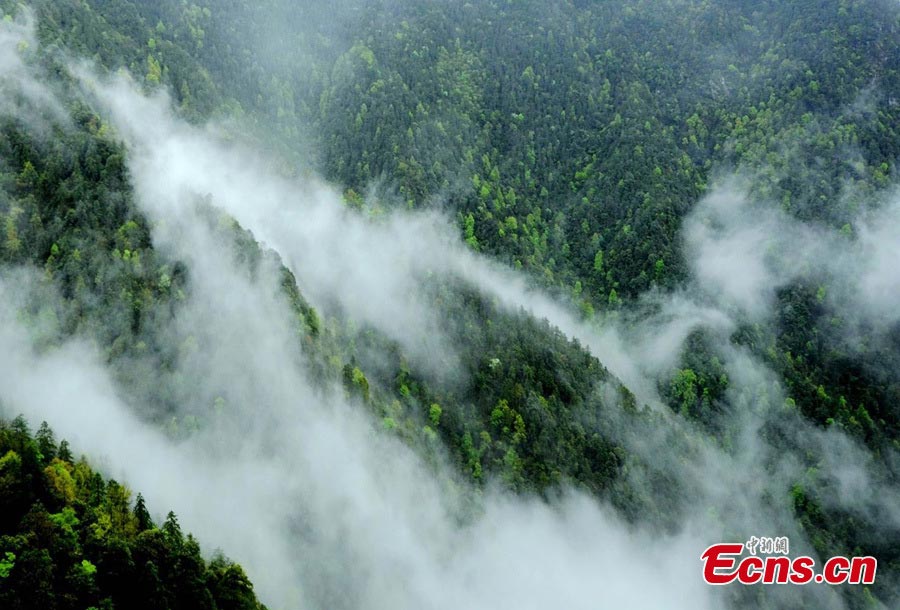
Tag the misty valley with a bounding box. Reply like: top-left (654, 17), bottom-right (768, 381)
top-left (0, 1), bottom-right (899, 609)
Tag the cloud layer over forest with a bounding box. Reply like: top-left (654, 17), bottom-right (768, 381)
top-left (0, 9), bottom-right (898, 610)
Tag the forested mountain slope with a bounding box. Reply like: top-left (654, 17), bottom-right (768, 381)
top-left (0, 1), bottom-right (898, 609)
top-left (29, 0), bottom-right (899, 447)
top-left (0, 417), bottom-right (266, 610)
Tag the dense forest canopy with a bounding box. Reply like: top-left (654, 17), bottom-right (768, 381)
top-left (0, 1), bottom-right (898, 609)
top-left (0, 417), bottom-right (267, 610)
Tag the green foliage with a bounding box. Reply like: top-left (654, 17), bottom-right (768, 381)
top-left (1, 2), bottom-right (900, 607)
top-left (0, 418), bottom-right (267, 610)
top-left (0, 551), bottom-right (14, 578)
top-left (428, 403), bottom-right (442, 428)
